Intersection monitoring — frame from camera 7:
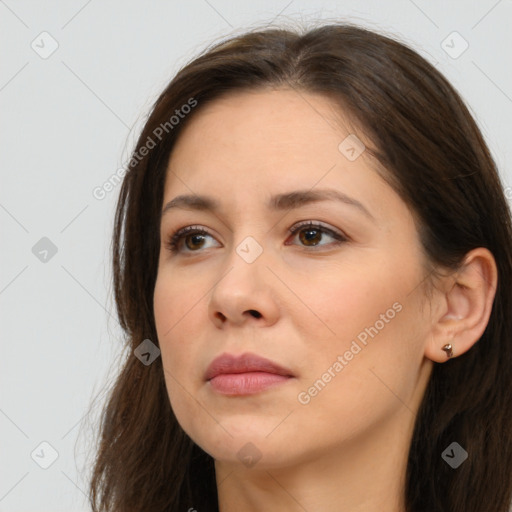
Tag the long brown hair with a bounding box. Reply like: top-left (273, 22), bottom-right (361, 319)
top-left (87, 22), bottom-right (512, 511)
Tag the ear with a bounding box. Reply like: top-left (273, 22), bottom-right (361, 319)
top-left (425, 248), bottom-right (498, 363)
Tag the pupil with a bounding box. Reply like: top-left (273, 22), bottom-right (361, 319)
top-left (187, 234), bottom-right (204, 249)
top-left (301, 229), bottom-right (320, 245)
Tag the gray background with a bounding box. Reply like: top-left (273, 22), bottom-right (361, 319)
top-left (1, 1), bottom-right (511, 511)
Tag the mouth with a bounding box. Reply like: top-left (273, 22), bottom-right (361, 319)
top-left (204, 352), bottom-right (294, 396)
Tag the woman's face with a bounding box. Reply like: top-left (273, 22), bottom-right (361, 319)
top-left (154, 88), bottom-right (435, 469)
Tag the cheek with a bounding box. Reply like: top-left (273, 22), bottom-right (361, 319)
top-left (154, 274), bottom-right (206, 436)
top-left (292, 262), bottom-right (425, 404)
top-left (153, 267), bottom-right (204, 341)
top-left (294, 305), bottom-right (420, 446)
top-left (153, 271), bottom-right (205, 383)
top-left (292, 266), bottom-right (395, 353)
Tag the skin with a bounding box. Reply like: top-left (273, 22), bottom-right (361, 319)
top-left (153, 88), bottom-right (497, 512)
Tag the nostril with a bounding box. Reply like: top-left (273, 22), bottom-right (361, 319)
top-left (248, 310), bottom-right (262, 318)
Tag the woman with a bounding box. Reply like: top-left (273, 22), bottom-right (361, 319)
top-left (89, 22), bottom-right (512, 511)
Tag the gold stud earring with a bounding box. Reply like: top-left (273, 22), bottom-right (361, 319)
top-left (442, 343), bottom-right (454, 359)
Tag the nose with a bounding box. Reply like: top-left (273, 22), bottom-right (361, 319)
top-left (208, 247), bottom-right (280, 328)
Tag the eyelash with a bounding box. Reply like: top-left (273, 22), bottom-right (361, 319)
top-left (164, 221), bottom-right (348, 254)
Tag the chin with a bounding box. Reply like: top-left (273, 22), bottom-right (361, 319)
top-left (188, 419), bottom-right (311, 471)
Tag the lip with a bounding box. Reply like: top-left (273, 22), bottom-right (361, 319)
top-left (205, 352), bottom-right (294, 396)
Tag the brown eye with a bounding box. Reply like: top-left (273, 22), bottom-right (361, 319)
top-left (184, 233), bottom-right (207, 250)
top-left (166, 226), bottom-right (218, 254)
top-left (288, 221), bottom-right (348, 249)
top-left (298, 227), bottom-right (323, 246)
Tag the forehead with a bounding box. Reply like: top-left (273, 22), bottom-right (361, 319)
top-left (167, 89), bottom-right (369, 181)
top-left (171, 88), bottom-right (360, 154)
top-left (162, 88), bottom-right (404, 224)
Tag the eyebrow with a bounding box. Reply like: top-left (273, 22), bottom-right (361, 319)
top-left (161, 188), bottom-right (375, 221)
